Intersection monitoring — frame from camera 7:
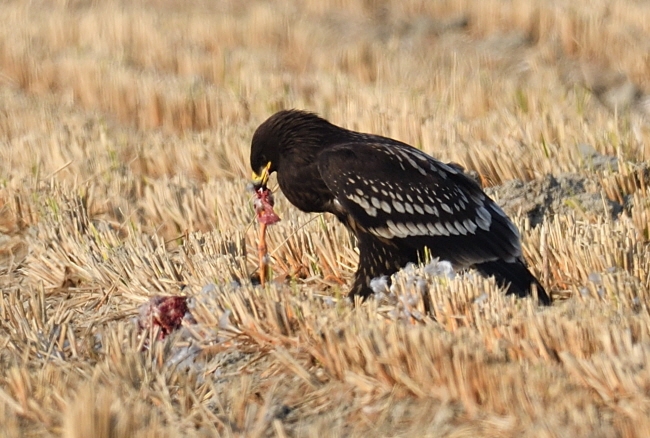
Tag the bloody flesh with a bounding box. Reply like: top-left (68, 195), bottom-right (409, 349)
top-left (253, 187), bottom-right (280, 225)
top-left (138, 295), bottom-right (190, 339)
top-left (253, 187), bottom-right (280, 285)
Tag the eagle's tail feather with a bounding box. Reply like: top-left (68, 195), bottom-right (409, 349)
top-left (474, 259), bottom-right (551, 305)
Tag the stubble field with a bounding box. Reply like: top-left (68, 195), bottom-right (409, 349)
top-left (1, 0), bottom-right (650, 436)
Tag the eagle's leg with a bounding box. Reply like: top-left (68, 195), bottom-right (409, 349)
top-left (348, 235), bottom-right (414, 301)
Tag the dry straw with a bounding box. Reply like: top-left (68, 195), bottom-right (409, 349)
top-left (1, 0), bottom-right (650, 436)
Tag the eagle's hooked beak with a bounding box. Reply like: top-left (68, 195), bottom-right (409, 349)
top-left (252, 162), bottom-right (272, 190)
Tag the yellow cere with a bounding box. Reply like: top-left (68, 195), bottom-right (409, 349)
top-left (252, 162), bottom-right (272, 186)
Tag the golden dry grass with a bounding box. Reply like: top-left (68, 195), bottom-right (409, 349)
top-left (1, 0), bottom-right (650, 436)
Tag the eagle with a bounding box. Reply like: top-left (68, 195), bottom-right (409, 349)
top-left (250, 110), bottom-right (551, 305)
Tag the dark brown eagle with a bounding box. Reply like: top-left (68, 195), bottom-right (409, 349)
top-left (250, 110), bottom-right (550, 305)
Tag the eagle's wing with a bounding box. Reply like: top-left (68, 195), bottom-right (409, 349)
top-left (316, 141), bottom-right (523, 269)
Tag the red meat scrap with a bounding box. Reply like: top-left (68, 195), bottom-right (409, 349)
top-left (138, 296), bottom-right (192, 339)
top-left (253, 187), bottom-right (280, 225)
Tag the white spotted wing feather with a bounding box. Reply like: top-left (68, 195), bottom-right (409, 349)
top-left (316, 141), bottom-right (522, 269)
